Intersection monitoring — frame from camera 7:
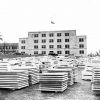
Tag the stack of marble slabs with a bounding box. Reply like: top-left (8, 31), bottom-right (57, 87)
top-left (12, 66), bottom-right (39, 85)
top-left (0, 71), bottom-right (29, 89)
top-left (48, 68), bottom-right (75, 86)
top-left (28, 67), bottom-right (39, 85)
top-left (0, 62), bottom-right (9, 71)
top-left (56, 65), bottom-right (78, 83)
top-left (92, 68), bottom-right (100, 93)
top-left (72, 67), bottom-right (78, 83)
top-left (39, 73), bottom-right (68, 92)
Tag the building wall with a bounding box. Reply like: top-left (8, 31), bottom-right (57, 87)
top-left (19, 30), bottom-right (87, 57)
top-left (0, 43), bottom-right (18, 53)
top-left (76, 36), bottom-right (87, 57)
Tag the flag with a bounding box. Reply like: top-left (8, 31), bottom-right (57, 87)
top-left (51, 21), bottom-right (55, 24)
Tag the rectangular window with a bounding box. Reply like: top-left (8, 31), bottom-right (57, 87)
top-left (34, 40), bottom-right (38, 43)
top-left (65, 39), bottom-right (69, 42)
top-left (42, 39), bottom-right (46, 43)
top-left (49, 45), bottom-right (54, 48)
top-left (34, 51), bottom-right (38, 54)
top-left (21, 46), bottom-right (25, 49)
top-left (65, 45), bottom-right (70, 48)
top-left (12, 46), bottom-right (17, 49)
top-left (57, 51), bottom-right (62, 54)
top-left (21, 40), bottom-right (25, 44)
top-left (42, 51), bottom-right (46, 54)
top-left (79, 44), bottom-right (84, 48)
top-left (42, 45), bottom-right (46, 48)
top-left (57, 39), bottom-right (61, 42)
top-left (49, 33), bottom-right (54, 37)
top-left (34, 34), bottom-right (38, 37)
top-left (57, 33), bottom-right (61, 36)
top-left (49, 39), bottom-right (54, 43)
top-left (57, 45), bottom-right (62, 48)
top-left (65, 50), bottom-right (70, 54)
top-left (34, 45), bottom-right (38, 49)
top-left (79, 50), bottom-right (84, 54)
top-left (42, 34), bottom-right (46, 37)
top-left (79, 38), bottom-right (84, 42)
top-left (65, 33), bottom-right (69, 36)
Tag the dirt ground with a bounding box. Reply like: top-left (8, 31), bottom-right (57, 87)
top-left (0, 68), bottom-right (100, 100)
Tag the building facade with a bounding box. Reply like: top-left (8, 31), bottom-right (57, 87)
top-left (19, 30), bottom-right (87, 57)
top-left (0, 43), bottom-right (18, 54)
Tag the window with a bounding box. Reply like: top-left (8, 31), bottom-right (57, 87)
top-left (49, 45), bottom-right (54, 48)
top-left (79, 50), bottom-right (84, 54)
top-left (57, 45), bottom-right (62, 48)
top-left (65, 45), bottom-right (70, 48)
top-left (49, 33), bottom-right (54, 37)
top-left (34, 34), bottom-right (38, 37)
top-left (57, 39), bottom-right (61, 42)
top-left (21, 46), bottom-right (25, 49)
top-left (42, 39), bottom-right (46, 43)
top-left (79, 44), bottom-right (84, 48)
top-left (42, 45), bottom-right (46, 48)
top-left (34, 45), bottom-right (38, 49)
top-left (79, 38), bottom-right (84, 42)
top-left (65, 50), bottom-right (70, 54)
top-left (42, 51), bottom-right (46, 54)
top-left (42, 34), bottom-right (46, 37)
top-left (57, 33), bottom-right (61, 36)
top-left (34, 40), bottom-right (38, 43)
top-left (49, 39), bottom-right (54, 43)
top-left (12, 46), bottom-right (17, 49)
top-left (65, 39), bottom-right (69, 42)
top-left (34, 51), bottom-right (38, 54)
top-left (57, 51), bottom-right (62, 54)
top-left (65, 33), bottom-right (69, 36)
top-left (21, 40), bottom-right (25, 44)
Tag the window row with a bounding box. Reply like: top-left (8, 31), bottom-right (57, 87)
top-left (33, 33), bottom-right (69, 37)
top-left (34, 50), bottom-right (70, 55)
top-left (34, 45), bottom-right (70, 49)
top-left (21, 38), bottom-right (84, 44)
top-left (33, 50), bottom-right (84, 54)
top-left (21, 44), bottom-right (84, 49)
top-left (34, 39), bottom-right (69, 43)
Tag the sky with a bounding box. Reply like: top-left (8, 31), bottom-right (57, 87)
top-left (0, 0), bottom-right (100, 54)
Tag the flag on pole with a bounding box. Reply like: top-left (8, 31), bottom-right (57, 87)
top-left (51, 21), bottom-right (55, 24)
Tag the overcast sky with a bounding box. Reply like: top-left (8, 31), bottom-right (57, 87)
top-left (0, 0), bottom-right (100, 54)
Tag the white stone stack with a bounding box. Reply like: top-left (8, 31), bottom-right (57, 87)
top-left (92, 67), bottom-right (100, 93)
top-left (39, 73), bottom-right (68, 92)
top-left (0, 62), bottom-right (10, 71)
top-left (0, 71), bottom-right (29, 89)
top-left (12, 66), bottom-right (39, 85)
top-left (47, 68), bottom-right (74, 86)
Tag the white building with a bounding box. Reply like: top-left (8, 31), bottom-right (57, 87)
top-left (19, 30), bottom-right (87, 57)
